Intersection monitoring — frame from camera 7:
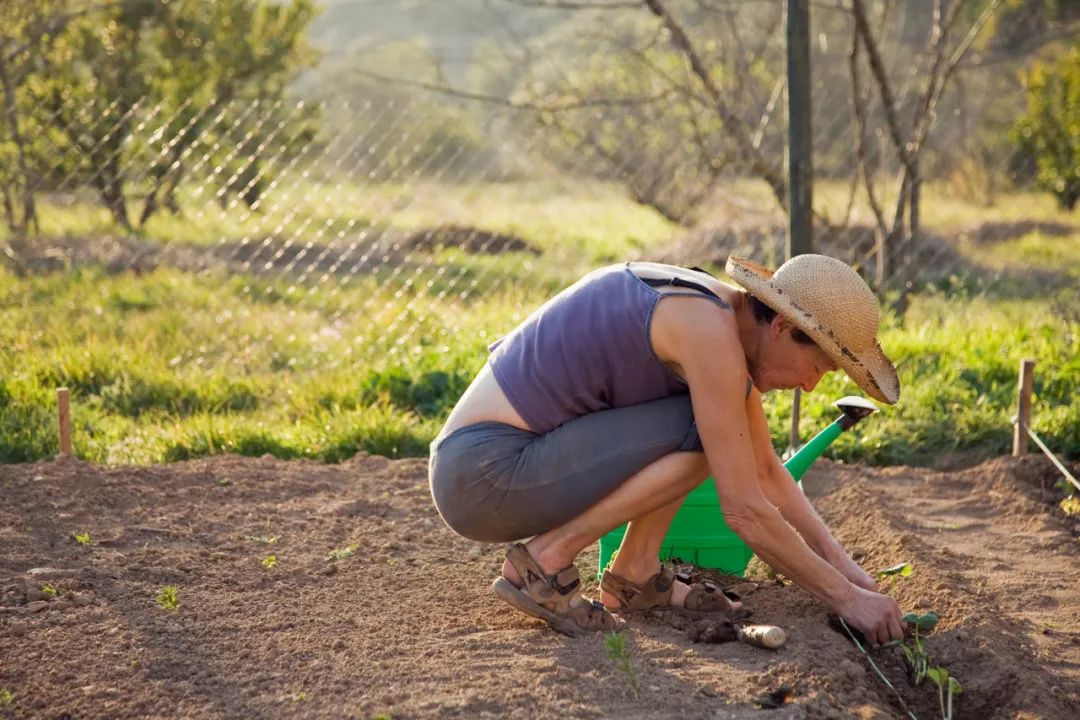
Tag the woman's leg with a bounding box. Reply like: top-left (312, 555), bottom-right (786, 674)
top-left (501, 449), bottom-right (739, 611)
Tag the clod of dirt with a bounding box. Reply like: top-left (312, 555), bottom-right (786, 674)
top-left (687, 619), bottom-right (737, 644)
top-left (752, 686), bottom-right (795, 709)
top-left (72, 593), bottom-right (93, 607)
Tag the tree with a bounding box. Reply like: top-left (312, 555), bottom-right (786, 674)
top-left (0, 0), bottom-right (318, 233)
top-left (1012, 45), bottom-right (1080, 210)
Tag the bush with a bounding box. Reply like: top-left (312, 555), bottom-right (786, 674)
top-left (1012, 46), bottom-right (1080, 210)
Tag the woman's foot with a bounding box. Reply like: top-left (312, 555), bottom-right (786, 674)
top-left (599, 556), bottom-right (745, 616)
top-left (492, 542), bottom-right (622, 637)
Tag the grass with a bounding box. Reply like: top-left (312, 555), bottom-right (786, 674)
top-left (155, 586), bottom-right (180, 611)
top-left (1, 179), bottom-right (1077, 466)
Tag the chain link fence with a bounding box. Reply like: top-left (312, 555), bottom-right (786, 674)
top-left (2, 0), bottom-right (1077, 464)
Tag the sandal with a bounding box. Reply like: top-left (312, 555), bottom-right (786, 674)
top-left (490, 543), bottom-right (623, 637)
top-left (601, 565), bottom-right (752, 619)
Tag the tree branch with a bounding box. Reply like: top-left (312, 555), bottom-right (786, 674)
top-left (642, 0), bottom-right (786, 208)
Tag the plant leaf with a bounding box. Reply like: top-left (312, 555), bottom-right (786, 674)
top-left (902, 611), bottom-right (939, 631)
top-left (877, 562), bottom-right (913, 578)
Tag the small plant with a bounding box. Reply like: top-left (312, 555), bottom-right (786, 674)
top-left (371, 714), bottom-right (392, 720)
top-left (40, 583), bottom-right (59, 597)
top-left (325, 545), bottom-right (357, 562)
top-left (156, 585), bottom-right (180, 611)
top-left (72, 531), bottom-right (91, 546)
top-left (1060, 496), bottom-right (1080, 517)
top-left (248, 534), bottom-right (279, 545)
top-left (926, 666), bottom-right (963, 720)
top-left (876, 562), bottom-right (913, 595)
top-left (261, 555), bottom-right (278, 569)
top-left (899, 612), bottom-right (938, 686)
top-left (604, 631), bottom-right (639, 699)
top-left (294, 691), bottom-right (307, 702)
top-left (0, 688), bottom-right (12, 707)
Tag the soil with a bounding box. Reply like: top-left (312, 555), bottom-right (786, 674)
top-left (1, 453), bottom-right (1077, 719)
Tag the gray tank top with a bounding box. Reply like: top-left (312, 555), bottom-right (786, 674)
top-left (488, 262), bottom-right (736, 434)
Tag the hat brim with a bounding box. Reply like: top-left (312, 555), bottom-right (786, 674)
top-left (725, 256), bottom-right (900, 405)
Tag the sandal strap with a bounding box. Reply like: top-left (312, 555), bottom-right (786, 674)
top-left (505, 543), bottom-right (582, 609)
top-left (600, 565), bottom-right (677, 610)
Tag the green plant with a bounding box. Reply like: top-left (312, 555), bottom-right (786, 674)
top-left (604, 631), bottom-right (639, 699)
top-left (876, 562), bottom-right (913, 595)
top-left (40, 583), bottom-right (58, 597)
top-left (294, 691), bottom-right (307, 702)
top-left (261, 555), bottom-right (278, 569)
top-left (0, 688), bottom-right (12, 707)
top-left (371, 714), bottom-right (392, 720)
top-left (899, 612), bottom-right (939, 686)
top-left (926, 666), bottom-right (963, 720)
top-left (1012, 46), bottom-right (1080, 210)
top-left (156, 585), bottom-right (180, 611)
top-left (325, 545), bottom-right (357, 562)
top-left (1061, 496), bottom-right (1080, 517)
top-left (72, 531), bottom-right (91, 546)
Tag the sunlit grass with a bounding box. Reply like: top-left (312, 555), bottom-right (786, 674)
top-left (2, 179), bottom-right (1077, 465)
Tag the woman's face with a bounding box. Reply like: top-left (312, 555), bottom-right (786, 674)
top-left (749, 317), bottom-right (838, 394)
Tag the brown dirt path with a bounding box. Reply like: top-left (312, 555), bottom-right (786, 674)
top-left (0, 454), bottom-right (1077, 719)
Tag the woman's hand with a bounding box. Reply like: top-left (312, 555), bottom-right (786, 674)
top-left (833, 584), bottom-right (906, 646)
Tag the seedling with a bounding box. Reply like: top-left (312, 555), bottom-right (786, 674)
top-left (325, 545), bottom-right (357, 562)
top-left (261, 555), bottom-right (278, 569)
top-left (899, 612), bottom-right (938, 686)
top-left (0, 688), bottom-right (12, 707)
top-left (40, 583), bottom-right (58, 597)
top-left (876, 562), bottom-right (913, 595)
top-left (604, 631), bottom-right (640, 699)
top-left (1060, 496), bottom-right (1080, 517)
top-left (156, 585), bottom-right (180, 611)
top-left (926, 666), bottom-right (963, 720)
top-left (72, 531), bottom-right (91, 546)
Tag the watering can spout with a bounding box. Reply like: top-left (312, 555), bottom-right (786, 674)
top-left (834, 395), bottom-right (878, 430)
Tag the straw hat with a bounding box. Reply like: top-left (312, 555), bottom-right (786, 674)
top-left (725, 254), bottom-right (900, 404)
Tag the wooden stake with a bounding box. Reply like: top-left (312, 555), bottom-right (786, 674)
top-left (1012, 359), bottom-right (1035, 457)
top-left (58, 387), bottom-right (72, 457)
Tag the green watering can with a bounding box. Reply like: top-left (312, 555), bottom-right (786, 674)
top-left (597, 396), bottom-right (879, 577)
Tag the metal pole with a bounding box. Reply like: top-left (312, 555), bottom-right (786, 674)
top-left (787, 0), bottom-right (813, 447)
top-left (786, 0), bottom-right (813, 259)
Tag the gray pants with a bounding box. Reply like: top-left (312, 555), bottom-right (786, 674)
top-left (428, 394), bottom-right (704, 542)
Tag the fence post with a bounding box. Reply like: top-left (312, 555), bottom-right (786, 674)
top-left (1012, 359), bottom-right (1035, 456)
top-left (787, 0), bottom-right (813, 449)
top-left (58, 387), bottom-right (72, 458)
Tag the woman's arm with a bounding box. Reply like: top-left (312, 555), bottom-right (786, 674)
top-left (653, 295), bottom-right (904, 644)
top-left (746, 396), bottom-right (877, 591)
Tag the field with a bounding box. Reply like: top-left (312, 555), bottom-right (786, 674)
top-left (2, 179), bottom-right (1079, 467)
top-left (0, 452), bottom-right (1077, 719)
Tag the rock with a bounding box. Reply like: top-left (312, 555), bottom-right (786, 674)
top-left (26, 588), bottom-right (49, 602)
top-left (838, 659), bottom-right (863, 680)
top-left (73, 593), bottom-right (93, 607)
top-left (26, 567), bottom-right (78, 580)
top-left (648, 685), bottom-right (661, 693)
top-left (555, 665), bottom-right (578, 681)
top-left (8, 620), bottom-right (28, 636)
top-left (321, 564), bottom-right (338, 576)
top-left (24, 601), bottom-right (49, 613)
top-left (331, 638), bottom-right (346, 651)
top-left (468, 546), bottom-right (483, 558)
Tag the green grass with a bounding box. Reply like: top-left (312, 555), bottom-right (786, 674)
top-left (1, 180), bottom-right (1077, 466)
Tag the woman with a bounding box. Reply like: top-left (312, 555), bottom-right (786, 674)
top-left (428, 254), bottom-right (906, 644)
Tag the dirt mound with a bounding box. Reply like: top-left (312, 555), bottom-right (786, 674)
top-left (0, 454), bottom-right (1077, 719)
top-left (406, 225), bottom-right (540, 255)
top-left (956, 220), bottom-right (1075, 245)
top-left (1, 222), bottom-right (535, 280)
